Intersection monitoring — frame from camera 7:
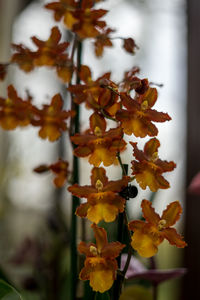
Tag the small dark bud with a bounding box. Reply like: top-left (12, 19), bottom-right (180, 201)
top-left (120, 185), bottom-right (138, 200)
top-left (34, 165), bottom-right (49, 173)
top-left (135, 78), bottom-right (149, 95)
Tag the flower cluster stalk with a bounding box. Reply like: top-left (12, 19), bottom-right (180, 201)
top-left (70, 38), bottom-right (82, 300)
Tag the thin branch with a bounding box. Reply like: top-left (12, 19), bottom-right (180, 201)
top-left (100, 109), bottom-right (117, 122)
top-left (117, 152), bottom-right (127, 176)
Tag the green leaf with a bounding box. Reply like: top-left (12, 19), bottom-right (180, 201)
top-left (95, 292), bottom-right (111, 300)
top-left (0, 280), bottom-right (23, 300)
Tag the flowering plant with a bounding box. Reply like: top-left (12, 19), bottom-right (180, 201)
top-left (0, 0), bottom-right (186, 299)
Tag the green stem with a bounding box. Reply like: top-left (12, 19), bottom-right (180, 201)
top-left (70, 38), bottom-right (82, 300)
top-left (113, 155), bottom-right (128, 299)
top-left (117, 153), bottom-right (127, 176)
top-left (102, 85), bottom-right (120, 96)
top-left (116, 211), bottom-right (124, 265)
top-left (113, 154), bottom-right (136, 299)
top-left (100, 109), bottom-right (117, 122)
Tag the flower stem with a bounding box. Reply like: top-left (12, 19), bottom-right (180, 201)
top-left (69, 38), bottom-right (82, 300)
top-left (100, 109), bottom-right (117, 122)
top-left (113, 154), bottom-right (136, 299)
top-left (117, 153), bottom-right (127, 176)
top-left (113, 154), bottom-right (130, 299)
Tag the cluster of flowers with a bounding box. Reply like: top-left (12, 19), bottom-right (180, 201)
top-left (0, 85), bottom-right (74, 141)
top-left (0, 0), bottom-right (186, 295)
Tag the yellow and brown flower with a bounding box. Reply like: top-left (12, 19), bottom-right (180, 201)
top-left (78, 223), bottom-right (125, 292)
top-left (34, 159), bottom-right (69, 187)
top-left (0, 85), bottom-right (34, 130)
top-left (128, 199), bottom-right (187, 258)
top-left (68, 166), bottom-right (129, 224)
top-left (116, 87), bottom-right (171, 137)
top-left (93, 27), bottom-right (114, 57)
top-left (68, 65), bottom-right (120, 116)
top-left (71, 112), bottom-right (126, 166)
top-left (33, 93), bottom-right (75, 141)
top-left (45, 0), bottom-right (107, 39)
top-left (130, 138), bottom-right (176, 192)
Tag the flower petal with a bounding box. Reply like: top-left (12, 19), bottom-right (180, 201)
top-left (138, 87), bottom-right (158, 107)
top-left (109, 139), bottom-right (127, 152)
top-left (76, 202), bottom-right (90, 218)
top-left (79, 265), bottom-right (91, 281)
top-left (91, 224), bottom-right (108, 253)
top-left (7, 85), bottom-right (18, 99)
top-left (163, 228), bottom-right (187, 248)
top-left (144, 138), bottom-right (160, 159)
top-left (131, 230), bottom-right (158, 258)
top-left (141, 200), bottom-right (160, 226)
top-left (121, 116), bottom-right (157, 137)
top-left (38, 125), bottom-right (61, 141)
top-left (79, 65), bottom-right (92, 83)
top-left (147, 109), bottom-right (171, 122)
top-left (89, 269), bottom-right (114, 293)
top-left (102, 242), bottom-right (125, 259)
top-left (87, 203), bottom-right (118, 223)
top-left (156, 159), bottom-right (176, 172)
top-left (78, 241), bottom-right (96, 257)
top-left (133, 166), bottom-right (170, 192)
top-left (98, 89), bottom-right (111, 107)
top-left (51, 93), bottom-right (63, 110)
top-left (68, 184), bottom-right (96, 197)
top-left (90, 112), bottom-right (106, 133)
top-left (89, 147), bottom-right (117, 167)
top-left (161, 201), bottom-right (182, 227)
top-left (87, 205), bottom-right (103, 224)
top-left (54, 174), bottom-right (66, 187)
top-left (130, 142), bottom-right (146, 162)
top-left (74, 145), bottom-right (92, 157)
top-left (128, 220), bottom-right (146, 232)
top-left (71, 134), bottom-right (95, 145)
top-left (91, 167), bottom-right (108, 187)
top-left (103, 176), bottom-right (129, 192)
top-left (120, 93), bottom-right (140, 110)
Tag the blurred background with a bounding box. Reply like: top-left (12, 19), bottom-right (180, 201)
top-left (0, 0), bottom-right (198, 299)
